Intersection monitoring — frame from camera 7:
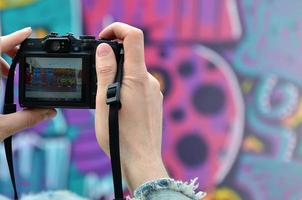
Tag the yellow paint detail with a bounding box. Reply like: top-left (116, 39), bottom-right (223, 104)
top-left (242, 135), bottom-right (264, 153)
top-left (0, 0), bottom-right (36, 10)
top-left (33, 27), bottom-right (48, 37)
top-left (241, 80), bottom-right (253, 93)
top-left (213, 187), bottom-right (241, 200)
top-left (283, 101), bottom-right (302, 128)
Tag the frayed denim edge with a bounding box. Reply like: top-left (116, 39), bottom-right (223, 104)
top-left (127, 178), bottom-right (206, 200)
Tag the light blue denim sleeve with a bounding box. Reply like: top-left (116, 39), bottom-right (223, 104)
top-left (0, 179), bottom-right (205, 200)
top-left (130, 178), bottom-right (206, 200)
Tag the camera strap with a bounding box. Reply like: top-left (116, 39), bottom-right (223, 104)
top-left (3, 51), bottom-right (21, 200)
top-left (106, 48), bottom-right (125, 200)
top-left (3, 48), bottom-right (125, 200)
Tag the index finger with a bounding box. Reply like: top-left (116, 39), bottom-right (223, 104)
top-left (0, 108), bottom-right (56, 141)
top-left (0, 27), bottom-right (32, 53)
top-left (99, 22), bottom-right (146, 74)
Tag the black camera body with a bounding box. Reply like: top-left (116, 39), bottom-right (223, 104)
top-left (18, 32), bottom-right (123, 109)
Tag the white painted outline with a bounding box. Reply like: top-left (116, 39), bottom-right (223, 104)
top-left (195, 45), bottom-right (245, 184)
top-left (227, 0), bottom-right (242, 40)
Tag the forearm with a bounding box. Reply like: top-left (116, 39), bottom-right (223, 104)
top-left (122, 156), bottom-right (169, 193)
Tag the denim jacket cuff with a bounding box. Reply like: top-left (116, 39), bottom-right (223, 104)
top-left (129, 178), bottom-right (206, 200)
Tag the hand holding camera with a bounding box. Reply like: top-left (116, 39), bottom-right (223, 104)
top-left (1, 23), bottom-right (168, 194)
top-left (0, 27), bottom-right (56, 142)
top-left (95, 22), bottom-right (169, 192)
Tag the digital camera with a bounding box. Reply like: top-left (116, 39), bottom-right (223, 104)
top-left (18, 32), bottom-right (123, 109)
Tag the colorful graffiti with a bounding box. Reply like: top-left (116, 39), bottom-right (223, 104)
top-left (1, 0), bottom-right (302, 199)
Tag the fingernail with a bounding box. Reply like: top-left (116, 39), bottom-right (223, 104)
top-left (97, 43), bottom-right (111, 57)
top-left (22, 27), bottom-right (32, 33)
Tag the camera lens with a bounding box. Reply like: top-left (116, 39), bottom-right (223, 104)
top-left (50, 41), bottom-right (61, 51)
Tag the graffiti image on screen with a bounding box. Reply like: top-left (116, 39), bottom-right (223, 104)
top-left (25, 57), bottom-right (82, 101)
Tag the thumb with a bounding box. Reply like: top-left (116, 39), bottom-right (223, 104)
top-left (94, 43), bottom-right (117, 152)
top-left (95, 43), bottom-right (117, 101)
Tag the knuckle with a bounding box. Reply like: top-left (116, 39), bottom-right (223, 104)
top-left (26, 115), bottom-right (37, 128)
top-left (150, 75), bottom-right (161, 91)
top-left (159, 91), bottom-right (164, 101)
top-left (96, 53), bottom-right (116, 77)
top-left (111, 22), bottom-right (119, 26)
top-left (27, 110), bottom-right (45, 127)
top-left (155, 79), bottom-right (161, 91)
top-left (131, 72), bottom-right (148, 84)
top-left (130, 28), bottom-right (144, 39)
top-left (96, 65), bottom-right (114, 76)
top-left (112, 21), bottom-right (122, 27)
top-left (149, 75), bottom-right (164, 99)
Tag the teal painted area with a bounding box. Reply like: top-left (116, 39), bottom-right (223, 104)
top-left (298, 142), bottom-right (302, 157)
top-left (68, 164), bottom-right (85, 196)
top-left (247, 106), bottom-right (294, 161)
top-left (1, 0), bottom-right (77, 35)
top-left (237, 154), bottom-right (302, 199)
top-left (232, 0), bottom-right (302, 85)
top-left (45, 109), bottom-right (68, 136)
top-left (66, 125), bottom-right (82, 141)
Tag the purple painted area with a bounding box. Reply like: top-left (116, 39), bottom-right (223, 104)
top-left (110, 0), bottom-right (124, 24)
top-left (72, 128), bottom-right (110, 176)
top-left (30, 120), bottom-right (51, 134)
top-left (156, 0), bottom-right (169, 16)
top-left (63, 109), bottom-right (93, 126)
top-left (201, 0), bottom-right (218, 25)
top-left (84, 0), bottom-right (95, 8)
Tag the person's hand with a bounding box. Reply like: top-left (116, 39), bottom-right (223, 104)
top-left (95, 22), bottom-right (169, 192)
top-left (0, 27), bottom-right (57, 141)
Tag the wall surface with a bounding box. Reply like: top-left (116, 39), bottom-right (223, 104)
top-left (1, 0), bottom-right (302, 199)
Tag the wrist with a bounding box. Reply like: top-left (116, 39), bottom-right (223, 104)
top-left (121, 155), bottom-right (169, 193)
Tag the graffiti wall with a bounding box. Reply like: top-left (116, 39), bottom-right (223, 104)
top-left (1, 0), bottom-right (302, 199)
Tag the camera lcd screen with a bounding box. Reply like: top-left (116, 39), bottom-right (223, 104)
top-left (25, 57), bottom-right (83, 102)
